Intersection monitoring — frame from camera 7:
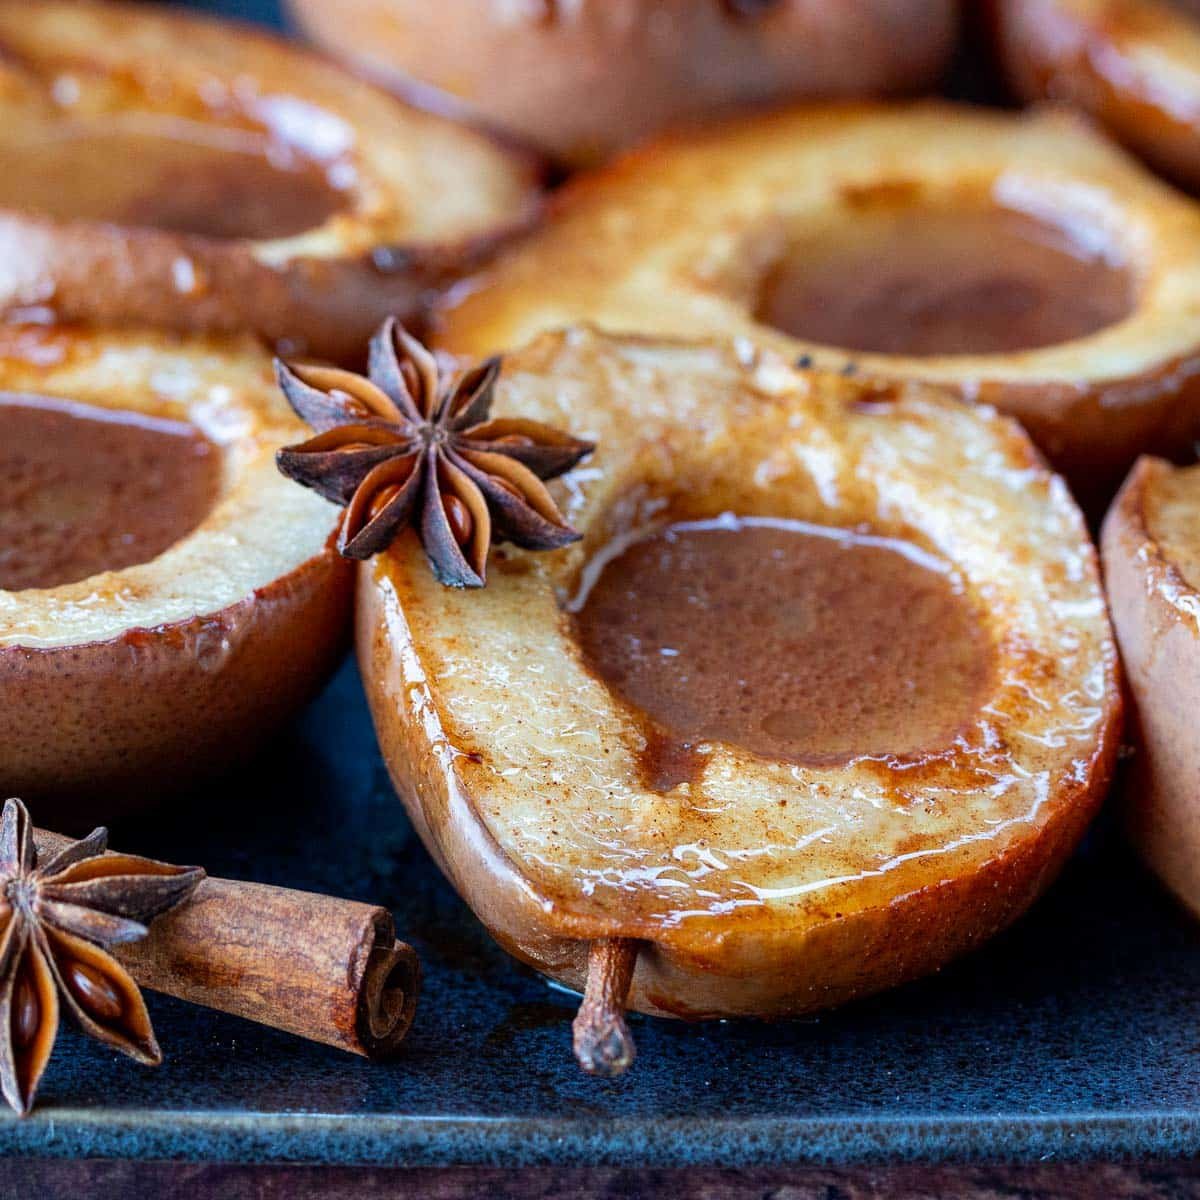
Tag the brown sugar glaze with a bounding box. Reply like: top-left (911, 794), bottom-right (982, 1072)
top-left (571, 516), bottom-right (996, 790)
top-left (758, 205), bottom-right (1134, 356)
top-left (0, 395), bottom-right (221, 590)
top-left (0, 118), bottom-right (348, 240)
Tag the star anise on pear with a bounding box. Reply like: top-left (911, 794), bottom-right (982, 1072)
top-left (274, 318), bottom-right (595, 587)
top-left (0, 798), bottom-right (204, 1115)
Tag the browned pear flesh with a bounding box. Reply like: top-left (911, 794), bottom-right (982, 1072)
top-left (357, 329), bottom-right (1121, 1025)
top-left (0, 0), bottom-right (540, 361)
top-left (1102, 457), bottom-right (1200, 912)
top-left (992, 0), bottom-right (1200, 192)
top-left (436, 103), bottom-right (1200, 506)
top-left (286, 0), bottom-right (959, 165)
top-left (0, 324), bottom-right (351, 819)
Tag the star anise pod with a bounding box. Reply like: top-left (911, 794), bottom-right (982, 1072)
top-left (0, 798), bottom-right (204, 1115)
top-left (274, 318), bottom-right (595, 587)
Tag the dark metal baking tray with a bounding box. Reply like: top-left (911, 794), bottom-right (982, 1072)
top-left (1, 654), bottom-right (1198, 1169)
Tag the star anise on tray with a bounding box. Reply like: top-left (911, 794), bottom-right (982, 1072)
top-left (0, 798), bottom-right (204, 1115)
top-left (274, 318), bottom-right (595, 588)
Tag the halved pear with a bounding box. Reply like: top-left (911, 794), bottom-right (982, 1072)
top-left (437, 102), bottom-right (1200, 506)
top-left (1103, 456), bottom-right (1200, 913)
top-left (0, 0), bottom-right (540, 361)
top-left (0, 324), bottom-right (350, 820)
top-left (288, 0), bottom-right (959, 165)
top-left (357, 328), bottom-right (1121, 1042)
top-left (993, 0), bottom-right (1200, 192)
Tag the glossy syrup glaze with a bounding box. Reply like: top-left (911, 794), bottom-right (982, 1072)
top-left (757, 205), bottom-right (1133, 356)
top-left (1142, 459), bottom-right (1200, 608)
top-left (0, 394), bottom-right (221, 591)
top-left (0, 117), bottom-right (349, 240)
top-left (571, 516), bottom-right (994, 789)
top-left (364, 333), bottom-right (1120, 945)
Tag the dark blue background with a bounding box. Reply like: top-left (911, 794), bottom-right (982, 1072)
top-left (5, 657), bottom-right (1198, 1167)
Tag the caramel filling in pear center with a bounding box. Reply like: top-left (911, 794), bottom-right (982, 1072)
top-left (572, 517), bottom-right (995, 785)
top-left (0, 118), bottom-right (349, 241)
top-left (758, 206), bottom-right (1133, 356)
top-left (0, 396), bottom-right (221, 590)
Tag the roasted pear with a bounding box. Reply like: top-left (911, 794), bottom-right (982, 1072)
top-left (1103, 457), bottom-right (1200, 914)
top-left (0, 324), bottom-right (349, 820)
top-left (0, 0), bottom-right (539, 361)
top-left (288, 0), bottom-right (958, 165)
top-left (437, 103), bottom-right (1200, 507)
top-left (357, 329), bottom-right (1121, 1071)
top-left (992, 0), bottom-right (1200, 192)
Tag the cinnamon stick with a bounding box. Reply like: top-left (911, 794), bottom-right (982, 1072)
top-left (572, 937), bottom-right (639, 1077)
top-left (35, 829), bottom-right (419, 1059)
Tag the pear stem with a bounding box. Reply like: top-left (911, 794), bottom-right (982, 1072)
top-left (572, 937), bottom-right (639, 1077)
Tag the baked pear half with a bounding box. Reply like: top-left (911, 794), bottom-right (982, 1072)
top-left (0, 324), bottom-right (350, 819)
top-left (358, 328), bottom-right (1121, 1057)
top-left (992, 0), bottom-right (1200, 193)
top-left (0, 0), bottom-right (540, 362)
top-left (1103, 457), bottom-right (1200, 915)
top-left (437, 103), bottom-right (1200, 505)
top-left (287, 0), bottom-right (958, 165)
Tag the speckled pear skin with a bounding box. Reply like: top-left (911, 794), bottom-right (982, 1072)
top-left (0, 0), bottom-right (541, 361)
top-left (358, 329), bottom-right (1122, 1020)
top-left (992, 0), bottom-right (1200, 194)
top-left (436, 103), bottom-right (1200, 506)
top-left (1103, 458), bottom-right (1200, 915)
top-left (0, 324), bottom-right (351, 820)
top-left (1, 560), bottom-right (349, 822)
top-left (287, 0), bottom-right (959, 165)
